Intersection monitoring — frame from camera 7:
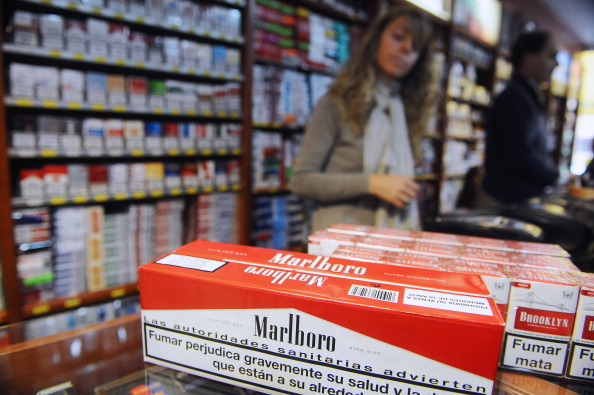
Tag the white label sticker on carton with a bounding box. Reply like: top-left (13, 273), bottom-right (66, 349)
top-left (567, 343), bottom-right (594, 380)
top-left (142, 309), bottom-right (495, 395)
top-left (157, 253), bottom-right (225, 272)
top-left (501, 333), bottom-right (568, 375)
top-left (403, 289), bottom-right (493, 316)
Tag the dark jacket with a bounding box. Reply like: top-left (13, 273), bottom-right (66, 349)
top-left (482, 73), bottom-right (559, 204)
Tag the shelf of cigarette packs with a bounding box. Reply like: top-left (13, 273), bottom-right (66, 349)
top-left (251, 192), bottom-right (310, 250)
top-left (1, 0), bottom-right (246, 320)
top-left (9, 0), bottom-right (245, 44)
top-left (547, 65), bottom-right (572, 167)
top-left (558, 61), bottom-right (581, 175)
top-left (9, 115), bottom-right (243, 207)
top-left (250, 0), bottom-right (368, 248)
top-left (253, 0), bottom-right (365, 76)
top-left (3, 8), bottom-right (244, 117)
top-left (439, 34), bottom-right (495, 214)
top-left (0, 294), bottom-right (140, 343)
top-left (251, 125), bottom-right (309, 249)
top-left (11, 191), bottom-right (241, 319)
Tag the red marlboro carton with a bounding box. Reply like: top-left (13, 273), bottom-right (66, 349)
top-left (566, 272), bottom-right (594, 381)
top-left (500, 267), bottom-right (580, 377)
top-left (310, 233), bottom-right (511, 318)
top-left (448, 260), bottom-right (512, 321)
top-left (140, 240), bottom-right (505, 395)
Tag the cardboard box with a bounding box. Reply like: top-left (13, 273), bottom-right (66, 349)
top-left (323, 223), bottom-right (569, 257)
top-left (141, 239), bottom-right (505, 395)
top-left (566, 272), bottom-right (594, 381)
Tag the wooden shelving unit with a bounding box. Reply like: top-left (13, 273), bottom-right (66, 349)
top-left (0, 0), bottom-right (581, 326)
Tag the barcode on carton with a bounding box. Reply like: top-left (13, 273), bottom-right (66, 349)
top-left (348, 284), bottom-right (399, 303)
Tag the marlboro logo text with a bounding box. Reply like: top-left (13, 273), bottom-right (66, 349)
top-left (254, 313), bottom-right (337, 352)
top-left (268, 253), bottom-right (367, 275)
top-left (244, 266), bottom-right (328, 286)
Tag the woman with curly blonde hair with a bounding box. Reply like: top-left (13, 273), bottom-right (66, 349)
top-left (291, 4), bottom-right (439, 232)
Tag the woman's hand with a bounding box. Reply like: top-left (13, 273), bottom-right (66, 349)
top-left (369, 173), bottom-right (420, 209)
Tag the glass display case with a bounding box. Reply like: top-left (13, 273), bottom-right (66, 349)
top-left (0, 311), bottom-right (589, 395)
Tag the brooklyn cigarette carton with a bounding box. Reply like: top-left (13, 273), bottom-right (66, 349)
top-left (141, 240), bottom-right (505, 395)
top-left (500, 267), bottom-right (580, 377)
top-left (566, 272), bottom-right (594, 382)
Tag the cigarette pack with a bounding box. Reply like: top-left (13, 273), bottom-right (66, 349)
top-left (19, 169), bottom-right (45, 205)
top-left (86, 205), bottom-right (105, 292)
top-left (566, 272), bottom-right (594, 381)
top-left (141, 239), bottom-right (505, 395)
top-left (65, 18), bottom-right (86, 55)
top-left (500, 267), bottom-right (580, 377)
top-left (43, 164), bottom-right (69, 198)
top-left (39, 14), bottom-right (64, 51)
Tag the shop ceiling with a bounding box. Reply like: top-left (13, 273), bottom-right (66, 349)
top-left (537, 0), bottom-right (594, 51)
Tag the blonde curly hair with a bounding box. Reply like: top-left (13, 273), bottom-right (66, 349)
top-left (327, 4), bottom-right (439, 158)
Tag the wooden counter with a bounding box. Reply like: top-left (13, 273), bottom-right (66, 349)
top-left (0, 313), bottom-right (586, 395)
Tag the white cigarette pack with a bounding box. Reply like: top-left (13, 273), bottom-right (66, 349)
top-left (500, 267), bottom-right (580, 377)
top-left (566, 272), bottom-right (594, 381)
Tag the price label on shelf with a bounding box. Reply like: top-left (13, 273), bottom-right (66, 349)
top-left (49, 196), bottom-right (68, 205)
top-left (72, 196), bottom-right (89, 204)
top-left (110, 288), bottom-right (126, 298)
top-left (64, 298), bottom-right (81, 309)
top-left (32, 304), bottom-right (51, 315)
top-left (41, 100), bottom-right (58, 108)
top-left (15, 98), bottom-right (34, 107)
top-left (132, 191), bottom-right (146, 199)
top-left (93, 194), bottom-right (109, 202)
top-left (40, 149), bottom-right (58, 157)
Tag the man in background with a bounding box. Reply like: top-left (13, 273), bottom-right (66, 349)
top-left (480, 30), bottom-right (560, 207)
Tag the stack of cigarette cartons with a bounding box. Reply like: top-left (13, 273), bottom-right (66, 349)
top-left (140, 239), bottom-right (506, 395)
top-left (308, 223), bottom-right (594, 381)
top-left (501, 266), bottom-right (580, 377)
top-left (566, 271), bottom-right (594, 382)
